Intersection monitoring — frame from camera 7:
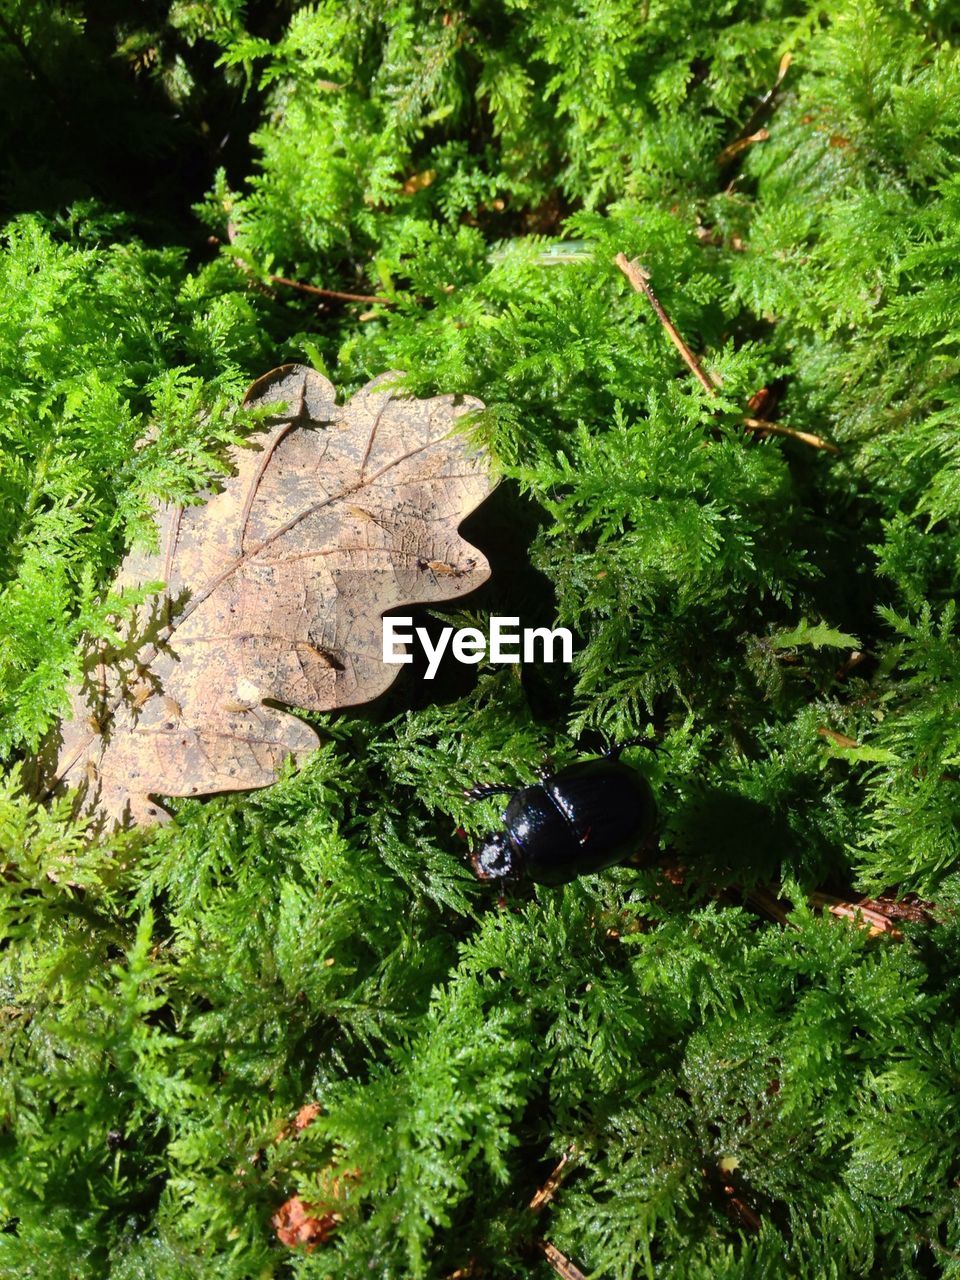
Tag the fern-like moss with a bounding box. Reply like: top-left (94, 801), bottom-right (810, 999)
top-left (3, 2), bottom-right (960, 1277)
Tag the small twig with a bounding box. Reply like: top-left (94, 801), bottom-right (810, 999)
top-left (719, 52), bottom-right (792, 168)
top-left (809, 892), bottom-right (905, 940)
top-left (615, 252), bottom-right (840, 455)
top-left (222, 217), bottom-right (393, 306)
top-left (739, 885), bottom-right (795, 928)
top-left (538, 1240), bottom-right (587, 1280)
top-left (742, 417), bottom-right (840, 454)
top-left (723, 1188), bottom-right (763, 1232)
top-left (715, 127), bottom-right (769, 168)
top-left (445, 1148), bottom-right (582, 1280)
top-left (742, 884), bottom-right (905, 940)
top-left (859, 893), bottom-right (939, 926)
top-left (524, 1147), bottom-right (586, 1277)
top-left (614, 253), bottom-right (717, 393)
top-left (268, 274), bottom-right (394, 306)
top-left (702, 1164), bottom-right (763, 1232)
top-left (529, 1146), bottom-right (577, 1215)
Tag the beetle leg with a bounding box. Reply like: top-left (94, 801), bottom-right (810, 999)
top-left (464, 783), bottom-right (516, 800)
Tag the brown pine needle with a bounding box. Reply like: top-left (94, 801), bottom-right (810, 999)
top-left (268, 274), bottom-right (394, 306)
top-left (743, 416), bottom-right (840, 453)
top-left (223, 215), bottom-right (393, 306)
top-left (716, 127), bottom-right (769, 167)
top-left (719, 51), bottom-right (792, 165)
top-left (614, 252), bottom-right (840, 455)
top-left (614, 253), bottom-right (718, 393)
top-left (538, 1240), bottom-right (588, 1280)
top-left (724, 1189), bottom-right (763, 1232)
top-left (742, 884), bottom-right (905, 940)
top-left (529, 1146), bottom-right (577, 1215)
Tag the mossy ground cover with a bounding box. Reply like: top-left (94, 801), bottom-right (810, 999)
top-left (2, 2), bottom-right (960, 1276)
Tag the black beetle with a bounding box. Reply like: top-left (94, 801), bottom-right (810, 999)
top-left (465, 743), bottom-right (657, 886)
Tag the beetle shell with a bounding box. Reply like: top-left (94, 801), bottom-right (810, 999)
top-left (502, 757), bottom-right (656, 886)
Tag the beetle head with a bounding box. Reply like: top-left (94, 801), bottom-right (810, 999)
top-left (470, 832), bottom-right (517, 880)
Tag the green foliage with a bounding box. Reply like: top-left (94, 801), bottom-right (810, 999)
top-left (4, 0), bottom-right (960, 1277)
top-left (0, 212), bottom-right (275, 754)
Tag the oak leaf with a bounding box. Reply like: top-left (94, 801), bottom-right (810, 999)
top-left (53, 365), bottom-right (494, 827)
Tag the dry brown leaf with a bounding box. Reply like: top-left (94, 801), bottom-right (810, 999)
top-left (275, 1101), bottom-right (323, 1144)
top-left (271, 1194), bottom-right (341, 1252)
top-left (52, 365), bottom-right (495, 827)
top-left (271, 1164), bottom-right (360, 1253)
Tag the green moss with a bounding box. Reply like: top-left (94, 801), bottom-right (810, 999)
top-left (3, 2), bottom-right (960, 1276)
